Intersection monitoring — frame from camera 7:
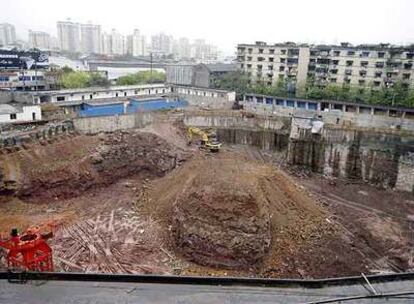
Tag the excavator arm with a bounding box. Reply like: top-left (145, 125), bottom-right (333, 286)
top-left (187, 127), bottom-right (222, 152)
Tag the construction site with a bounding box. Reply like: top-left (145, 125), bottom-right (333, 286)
top-left (0, 105), bottom-right (414, 280)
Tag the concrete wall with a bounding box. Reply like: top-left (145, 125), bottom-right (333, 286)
top-left (184, 113), bottom-right (288, 131)
top-left (73, 111), bottom-right (153, 134)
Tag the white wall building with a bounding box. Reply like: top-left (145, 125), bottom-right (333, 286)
top-left (0, 104), bottom-right (41, 123)
top-left (0, 23), bottom-right (16, 46)
top-left (28, 30), bottom-right (51, 50)
top-left (110, 29), bottom-right (126, 55)
top-left (80, 23), bottom-right (101, 54)
top-left (129, 29), bottom-right (146, 57)
top-left (151, 33), bottom-right (173, 56)
top-left (57, 20), bottom-right (80, 52)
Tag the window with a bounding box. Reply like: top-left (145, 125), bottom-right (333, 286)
top-left (10, 113), bottom-right (16, 120)
top-left (247, 64), bottom-right (252, 69)
top-left (57, 96), bottom-right (65, 101)
top-left (280, 58), bottom-right (286, 63)
top-left (359, 70), bottom-right (367, 77)
top-left (345, 69), bottom-right (352, 76)
top-left (330, 78), bottom-right (337, 83)
top-left (375, 71), bottom-right (382, 78)
top-left (281, 49), bottom-right (286, 55)
top-left (330, 69), bottom-right (338, 74)
top-left (347, 50), bottom-right (355, 56)
top-left (378, 52), bottom-right (385, 58)
top-left (360, 61), bottom-right (369, 67)
top-left (269, 49), bottom-right (275, 54)
top-left (32, 112), bottom-right (36, 120)
top-left (258, 57), bottom-right (265, 61)
top-left (333, 50), bottom-right (341, 56)
top-left (256, 97), bottom-right (263, 103)
top-left (297, 101), bottom-right (306, 108)
top-left (403, 73), bottom-right (411, 80)
top-left (265, 98), bottom-right (273, 105)
top-left (268, 65), bottom-right (273, 70)
top-left (375, 62), bottom-right (384, 68)
top-left (286, 100), bottom-right (295, 107)
top-left (361, 51), bottom-right (370, 57)
top-left (124, 92), bottom-right (127, 96)
top-left (332, 60), bottom-right (339, 65)
top-left (259, 48), bottom-right (264, 54)
top-left (248, 48), bottom-right (253, 54)
top-left (269, 57), bottom-right (274, 62)
top-left (257, 64), bottom-right (263, 70)
top-left (374, 81), bottom-right (381, 87)
top-left (279, 66), bottom-right (285, 72)
top-left (358, 79), bottom-right (366, 85)
top-left (346, 60), bottom-right (353, 66)
top-left (247, 56), bottom-right (252, 61)
top-left (115, 93), bottom-right (118, 97)
top-left (407, 53), bottom-right (414, 59)
top-left (240, 64), bottom-right (244, 68)
top-left (275, 99), bottom-right (284, 106)
top-left (0, 76), bottom-right (9, 82)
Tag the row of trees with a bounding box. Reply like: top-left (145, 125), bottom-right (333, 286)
top-left (116, 71), bottom-right (165, 86)
top-left (50, 67), bottom-right (166, 89)
top-left (52, 67), bottom-right (111, 89)
top-left (212, 71), bottom-right (414, 108)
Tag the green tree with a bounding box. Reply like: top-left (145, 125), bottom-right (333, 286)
top-left (211, 71), bottom-right (250, 97)
top-left (116, 71), bottom-right (165, 85)
top-left (60, 71), bottom-right (91, 89)
top-left (88, 72), bottom-right (111, 87)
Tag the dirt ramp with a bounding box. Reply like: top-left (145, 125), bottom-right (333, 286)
top-left (173, 175), bottom-right (271, 268)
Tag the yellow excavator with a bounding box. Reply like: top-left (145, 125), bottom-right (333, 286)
top-left (187, 127), bottom-right (222, 152)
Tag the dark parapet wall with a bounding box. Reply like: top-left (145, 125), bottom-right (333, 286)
top-left (217, 128), bottom-right (289, 151)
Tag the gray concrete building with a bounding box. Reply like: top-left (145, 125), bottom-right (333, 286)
top-left (166, 63), bottom-right (238, 88)
top-left (0, 23), bottom-right (16, 46)
top-left (57, 20), bottom-right (80, 52)
top-left (237, 41), bottom-right (414, 91)
top-left (80, 23), bottom-right (101, 54)
top-left (28, 30), bottom-right (51, 50)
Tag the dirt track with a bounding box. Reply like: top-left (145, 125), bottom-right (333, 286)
top-left (0, 123), bottom-right (413, 278)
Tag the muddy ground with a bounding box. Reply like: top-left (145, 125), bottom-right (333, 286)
top-left (0, 122), bottom-right (413, 278)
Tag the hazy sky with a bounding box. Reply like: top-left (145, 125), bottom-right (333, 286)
top-left (2, 0), bottom-right (414, 54)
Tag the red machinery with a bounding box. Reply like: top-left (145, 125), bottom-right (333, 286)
top-left (0, 226), bottom-right (54, 272)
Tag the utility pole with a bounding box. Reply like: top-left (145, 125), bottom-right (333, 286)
top-left (150, 52), bottom-right (153, 84)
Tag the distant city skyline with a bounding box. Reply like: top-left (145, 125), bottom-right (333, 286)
top-left (2, 0), bottom-right (414, 55)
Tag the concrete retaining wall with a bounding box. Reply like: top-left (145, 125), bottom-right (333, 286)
top-left (73, 112), bottom-right (153, 134)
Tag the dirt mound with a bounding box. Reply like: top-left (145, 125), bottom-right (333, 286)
top-left (146, 153), bottom-right (343, 272)
top-left (173, 176), bottom-right (271, 268)
top-left (0, 131), bottom-right (188, 202)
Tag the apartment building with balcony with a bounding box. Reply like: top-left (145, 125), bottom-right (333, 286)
top-left (237, 42), bottom-right (414, 91)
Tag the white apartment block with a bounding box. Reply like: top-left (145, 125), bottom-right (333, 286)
top-left (0, 23), bottom-right (16, 46)
top-left (57, 20), bottom-right (80, 52)
top-left (128, 29), bottom-right (146, 57)
top-left (237, 42), bottom-right (414, 90)
top-left (80, 23), bottom-right (101, 54)
top-left (28, 30), bottom-right (51, 50)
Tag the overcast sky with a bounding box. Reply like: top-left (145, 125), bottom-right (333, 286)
top-left (2, 0), bottom-right (414, 55)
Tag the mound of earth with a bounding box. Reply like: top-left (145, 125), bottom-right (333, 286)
top-left (173, 176), bottom-right (271, 268)
top-left (145, 152), bottom-right (365, 276)
top-left (0, 130), bottom-right (188, 202)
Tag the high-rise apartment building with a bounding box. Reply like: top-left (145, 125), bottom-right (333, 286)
top-left (128, 29), bottom-right (146, 57)
top-left (57, 20), bottom-right (80, 52)
top-left (110, 29), bottom-right (126, 55)
top-left (0, 23), bottom-right (16, 46)
top-left (151, 33), bottom-right (173, 55)
top-left (237, 41), bottom-right (414, 90)
top-left (28, 30), bottom-right (51, 49)
top-left (80, 23), bottom-right (101, 54)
